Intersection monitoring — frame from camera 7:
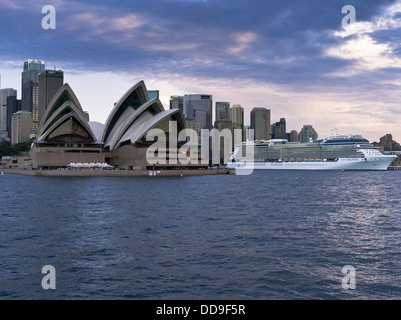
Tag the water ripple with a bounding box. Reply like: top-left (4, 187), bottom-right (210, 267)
top-left (0, 171), bottom-right (400, 299)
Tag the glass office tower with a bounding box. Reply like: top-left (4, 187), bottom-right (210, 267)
top-left (0, 88), bottom-right (17, 134)
top-left (38, 69), bottom-right (64, 125)
top-left (183, 94), bottom-right (212, 134)
top-left (21, 59), bottom-right (45, 131)
top-left (215, 102), bottom-right (230, 121)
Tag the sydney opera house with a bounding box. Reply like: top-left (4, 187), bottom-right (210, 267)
top-left (8, 80), bottom-right (204, 171)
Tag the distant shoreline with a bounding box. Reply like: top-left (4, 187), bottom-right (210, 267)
top-left (0, 168), bottom-right (234, 177)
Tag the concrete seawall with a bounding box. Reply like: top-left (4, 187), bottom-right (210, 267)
top-left (1, 168), bottom-right (234, 177)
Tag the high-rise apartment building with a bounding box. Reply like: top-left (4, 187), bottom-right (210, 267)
top-left (298, 125), bottom-right (318, 143)
top-left (271, 118), bottom-right (286, 139)
top-left (11, 110), bottom-right (32, 145)
top-left (378, 134), bottom-right (401, 151)
top-left (21, 59), bottom-right (45, 131)
top-left (0, 88), bottom-right (17, 134)
top-left (183, 94), bottom-right (212, 134)
top-left (289, 129), bottom-right (299, 142)
top-left (38, 69), bottom-right (64, 125)
top-left (230, 104), bottom-right (244, 131)
top-left (215, 102), bottom-right (230, 121)
top-left (169, 96), bottom-right (184, 112)
top-left (230, 104), bottom-right (245, 141)
top-left (250, 107), bottom-right (271, 140)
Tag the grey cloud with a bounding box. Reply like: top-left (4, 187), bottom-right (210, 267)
top-left (0, 0), bottom-right (400, 88)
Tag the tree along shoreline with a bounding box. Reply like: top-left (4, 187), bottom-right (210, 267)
top-left (0, 138), bottom-right (35, 158)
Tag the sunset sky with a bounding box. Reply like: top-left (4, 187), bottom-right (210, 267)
top-left (0, 0), bottom-right (400, 142)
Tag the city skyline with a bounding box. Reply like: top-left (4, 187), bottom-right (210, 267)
top-left (1, 58), bottom-right (398, 144)
top-left (0, 0), bottom-right (400, 142)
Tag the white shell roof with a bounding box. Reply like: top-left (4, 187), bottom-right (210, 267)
top-left (88, 121), bottom-right (105, 142)
top-left (116, 109), bottom-right (185, 148)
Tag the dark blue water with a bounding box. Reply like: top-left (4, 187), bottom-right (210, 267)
top-left (1, 170), bottom-right (401, 299)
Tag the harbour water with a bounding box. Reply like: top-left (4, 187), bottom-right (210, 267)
top-left (1, 170), bottom-right (401, 299)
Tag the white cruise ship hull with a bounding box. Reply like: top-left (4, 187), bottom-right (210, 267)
top-left (227, 156), bottom-right (397, 171)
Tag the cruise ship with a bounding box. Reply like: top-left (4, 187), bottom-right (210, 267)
top-left (226, 129), bottom-right (397, 171)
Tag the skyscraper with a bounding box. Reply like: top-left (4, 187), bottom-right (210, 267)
top-left (213, 119), bottom-right (234, 164)
top-left (230, 104), bottom-right (243, 131)
top-left (289, 129), bottom-right (299, 142)
top-left (183, 94), bottom-right (212, 133)
top-left (21, 59), bottom-right (45, 131)
top-left (0, 88), bottom-right (17, 134)
top-left (148, 90), bottom-right (159, 100)
top-left (271, 118), bottom-right (286, 139)
top-left (230, 104), bottom-right (245, 141)
top-left (215, 102), bottom-right (230, 122)
top-left (243, 125), bottom-right (254, 141)
top-left (250, 107), bottom-right (270, 140)
top-left (6, 95), bottom-right (21, 138)
top-left (11, 110), bottom-right (32, 145)
top-left (38, 69), bottom-right (64, 125)
top-left (298, 125), bottom-right (318, 143)
top-left (169, 96), bottom-right (184, 112)
top-left (378, 134), bottom-right (400, 151)
top-left (184, 119), bottom-right (199, 136)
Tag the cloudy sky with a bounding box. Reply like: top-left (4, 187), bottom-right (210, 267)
top-left (0, 0), bottom-right (400, 142)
